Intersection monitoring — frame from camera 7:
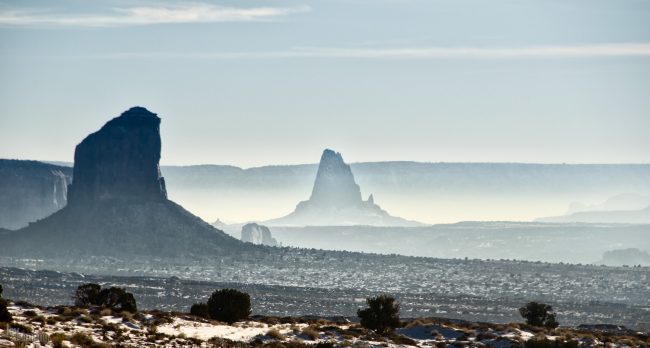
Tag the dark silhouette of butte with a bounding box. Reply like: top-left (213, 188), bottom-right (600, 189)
top-left (2, 107), bottom-right (244, 258)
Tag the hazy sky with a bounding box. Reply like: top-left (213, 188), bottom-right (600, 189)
top-left (1, 0), bottom-right (649, 167)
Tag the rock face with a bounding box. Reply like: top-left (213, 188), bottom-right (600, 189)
top-left (307, 150), bottom-right (362, 208)
top-left (266, 149), bottom-right (423, 227)
top-left (67, 107), bottom-right (167, 205)
top-left (241, 223), bottom-right (278, 246)
top-left (1, 107), bottom-right (244, 258)
top-left (0, 160), bottom-right (72, 229)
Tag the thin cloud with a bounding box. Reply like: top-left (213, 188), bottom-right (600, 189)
top-left (292, 44), bottom-right (650, 59)
top-left (83, 43), bottom-right (650, 60)
top-left (0, 4), bottom-right (311, 27)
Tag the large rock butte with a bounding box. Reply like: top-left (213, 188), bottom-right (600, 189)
top-left (67, 107), bottom-right (167, 205)
top-left (1, 107), bottom-right (245, 259)
top-left (266, 149), bottom-right (423, 227)
top-left (240, 223), bottom-right (278, 247)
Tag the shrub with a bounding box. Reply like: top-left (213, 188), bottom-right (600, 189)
top-left (74, 283), bottom-right (102, 307)
top-left (0, 284), bottom-right (3, 297)
top-left (97, 287), bottom-right (137, 312)
top-left (206, 289), bottom-right (251, 323)
top-left (73, 284), bottom-right (137, 312)
top-left (190, 302), bottom-right (209, 318)
top-left (50, 333), bottom-right (67, 348)
top-left (301, 326), bottom-right (320, 340)
top-left (357, 295), bottom-right (400, 335)
top-left (0, 298), bottom-right (12, 322)
top-left (519, 302), bottom-right (559, 328)
top-left (70, 332), bottom-right (95, 347)
top-left (266, 328), bottom-right (284, 340)
top-left (10, 322), bottom-right (33, 333)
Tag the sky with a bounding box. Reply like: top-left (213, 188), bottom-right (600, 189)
top-left (1, 0), bottom-right (649, 167)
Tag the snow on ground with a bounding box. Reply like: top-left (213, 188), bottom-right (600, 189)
top-left (158, 318), bottom-right (273, 341)
top-left (1, 301), bottom-right (646, 347)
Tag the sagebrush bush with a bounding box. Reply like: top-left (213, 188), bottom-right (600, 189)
top-left (190, 302), bottom-right (209, 318)
top-left (267, 328), bottom-right (284, 340)
top-left (70, 332), bottom-right (95, 347)
top-left (357, 295), bottom-right (400, 335)
top-left (0, 298), bottom-right (12, 323)
top-left (73, 283), bottom-right (137, 312)
top-left (206, 289), bottom-right (251, 324)
top-left (301, 326), bottom-right (320, 340)
top-left (519, 302), bottom-right (559, 328)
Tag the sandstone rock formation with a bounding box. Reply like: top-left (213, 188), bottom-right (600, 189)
top-left (266, 149), bottom-right (423, 227)
top-left (0, 160), bottom-right (72, 229)
top-left (67, 107), bottom-right (167, 205)
top-left (241, 223), bottom-right (278, 246)
top-left (1, 107), bottom-right (244, 259)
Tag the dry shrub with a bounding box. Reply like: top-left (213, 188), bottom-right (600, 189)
top-left (121, 311), bottom-right (134, 322)
top-left (70, 332), bottom-right (94, 347)
top-left (267, 328), bottom-right (285, 340)
top-left (302, 326), bottom-right (320, 340)
top-left (50, 332), bottom-right (67, 348)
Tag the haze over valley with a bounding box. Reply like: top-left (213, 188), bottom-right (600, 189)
top-left (1, 0), bottom-right (649, 344)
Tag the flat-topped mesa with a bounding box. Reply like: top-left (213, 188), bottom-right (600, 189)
top-left (67, 106), bottom-right (167, 205)
top-left (308, 149), bottom-right (363, 208)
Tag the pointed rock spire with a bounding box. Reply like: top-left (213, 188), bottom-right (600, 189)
top-left (308, 149), bottom-right (362, 208)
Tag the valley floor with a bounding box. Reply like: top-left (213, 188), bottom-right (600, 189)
top-left (0, 263), bottom-right (649, 330)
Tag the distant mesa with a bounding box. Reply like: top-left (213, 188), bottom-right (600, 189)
top-left (266, 149), bottom-right (423, 227)
top-left (0, 160), bottom-right (72, 229)
top-left (1, 107), bottom-right (244, 258)
top-left (598, 248), bottom-right (650, 266)
top-left (536, 194), bottom-right (650, 224)
top-left (241, 223), bottom-right (278, 247)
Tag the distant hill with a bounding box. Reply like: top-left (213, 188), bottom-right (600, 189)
top-left (536, 194), bottom-right (650, 223)
top-left (598, 248), bottom-right (650, 266)
top-left (536, 206), bottom-right (650, 224)
top-left (0, 159), bottom-right (72, 229)
top-left (565, 193), bottom-right (650, 214)
top-left (159, 162), bottom-right (650, 224)
top-left (5, 160), bottom-right (650, 226)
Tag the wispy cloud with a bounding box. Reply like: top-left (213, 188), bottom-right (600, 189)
top-left (87, 43), bottom-right (650, 60)
top-left (0, 3), bottom-right (311, 27)
top-left (286, 43), bottom-right (650, 59)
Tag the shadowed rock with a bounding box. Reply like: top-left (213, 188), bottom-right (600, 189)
top-left (1, 107), bottom-right (245, 259)
top-left (67, 107), bottom-right (167, 205)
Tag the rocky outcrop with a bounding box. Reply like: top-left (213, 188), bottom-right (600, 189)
top-left (307, 149), bottom-right (363, 208)
top-left (1, 107), bottom-right (244, 259)
top-left (266, 149), bottom-right (423, 227)
top-left (0, 160), bottom-right (72, 229)
top-left (241, 223), bottom-right (278, 246)
top-left (598, 248), bottom-right (650, 266)
top-left (67, 107), bottom-right (167, 205)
